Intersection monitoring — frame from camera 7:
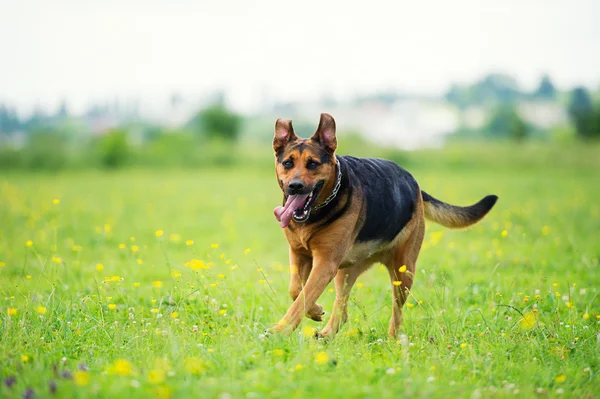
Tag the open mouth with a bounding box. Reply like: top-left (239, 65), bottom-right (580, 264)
top-left (291, 182), bottom-right (323, 222)
top-left (273, 181), bottom-right (324, 228)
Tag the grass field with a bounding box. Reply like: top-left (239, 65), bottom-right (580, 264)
top-left (1, 143), bottom-right (599, 398)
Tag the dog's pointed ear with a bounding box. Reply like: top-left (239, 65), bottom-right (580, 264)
top-left (273, 118), bottom-right (297, 155)
top-left (311, 113), bottom-right (337, 153)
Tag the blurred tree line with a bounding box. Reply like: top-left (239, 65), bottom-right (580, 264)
top-left (0, 103), bottom-right (243, 170)
top-left (448, 74), bottom-right (600, 141)
top-left (1, 74), bottom-right (599, 171)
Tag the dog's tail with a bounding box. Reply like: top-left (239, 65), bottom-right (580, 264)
top-left (421, 191), bottom-right (498, 229)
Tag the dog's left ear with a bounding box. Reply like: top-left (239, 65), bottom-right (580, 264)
top-left (311, 113), bottom-right (337, 153)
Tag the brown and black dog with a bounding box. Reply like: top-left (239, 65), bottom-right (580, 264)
top-left (271, 113), bottom-right (497, 338)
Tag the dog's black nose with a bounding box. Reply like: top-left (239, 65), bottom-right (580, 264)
top-left (288, 181), bottom-right (305, 194)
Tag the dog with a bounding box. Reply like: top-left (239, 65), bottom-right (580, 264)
top-left (271, 113), bottom-right (497, 338)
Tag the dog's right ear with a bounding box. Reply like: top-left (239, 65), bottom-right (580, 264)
top-left (273, 118), bottom-right (298, 156)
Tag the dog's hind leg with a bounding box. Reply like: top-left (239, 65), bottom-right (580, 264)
top-left (318, 262), bottom-right (371, 339)
top-left (385, 212), bottom-right (425, 337)
top-left (288, 250), bottom-right (324, 321)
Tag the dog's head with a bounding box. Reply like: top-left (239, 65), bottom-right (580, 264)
top-left (272, 113), bottom-right (338, 228)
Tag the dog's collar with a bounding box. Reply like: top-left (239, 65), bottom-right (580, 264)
top-left (313, 156), bottom-right (342, 211)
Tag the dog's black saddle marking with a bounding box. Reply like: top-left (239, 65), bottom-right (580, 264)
top-left (341, 156), bottom-right (418, 243)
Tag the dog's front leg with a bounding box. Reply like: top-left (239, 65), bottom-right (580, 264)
top-left (288, 249), bottom-right (324, 321)
top-left (272, 252), bottom-right (340, 334)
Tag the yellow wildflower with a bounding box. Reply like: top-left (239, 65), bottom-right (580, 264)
top-left (302, 326), bottom-right (316, 338)
top-left (152, 281), bottom-right (163, 288)
top-left (22, 355), bottom-right (29, 362)
top-left (398, 265), bottom-right (407, 273)
top-left (7, 308), bottom-right (17, 316)
top-left (26, 240), bottom-right (33, 247)
top-left (186, 240), bottom-right (194, 246)
top-left (183, 357), bottom-right (206, 374)
top-left (37, 306), bottom-right (47, 314)
top-left (460, 343), bottom-right (467, 349)
top-left (53, 199), bottom-right (60, 205)
top-left (314, 352), bottom-right (329, 365)
top-left (393, 281), bottom-right (402, 286)
top-left (170, 312), bottom-right (179, 319)
top-left (73, 371), bottom-right (90, 386)
top-left (110, 359), bottom-right (133, 376)
top-left (96, 263), bottom-right (104, 271)
top-left (155, 230), bottom-right (164, 237)
top-left (244, 248), bottom-right (251, 254)
top-left (555, 375), bottom-right (567, 383)
top-left (501, 230), bottom-right (508, 237)
top-left (520, 312), bottom-right (538, 330)
top-left (148, 369), bottom-right (165, 384)
top-left (108, 304), bottom-right (117, 310)
top-left (211, 243), bottom-right (219, 249)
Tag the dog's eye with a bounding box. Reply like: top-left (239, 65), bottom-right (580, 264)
top-left (306, 160), bottom-right (319, 170)
top-left (282, 159), bottom-right (294, 169)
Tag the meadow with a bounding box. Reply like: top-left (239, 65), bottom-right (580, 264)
top-left (1, 142), bottom-right (599, 398)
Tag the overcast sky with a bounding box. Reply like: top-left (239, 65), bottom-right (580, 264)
top-left (1, 0), bottom-right (599, 113)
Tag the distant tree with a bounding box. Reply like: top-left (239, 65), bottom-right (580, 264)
top-left (188, 105), bottom-right (242, 142)
top-left (24, 107), bottom-right (48, 132)
top-left (445, 74), bottom-right (524, 108)
top-left (534, 75), bottom-right (556, 99)
top-left (567, 87), bottom-right (595, 138)
top-left (509, 111), bottom-right (529, 141)
top-left (0, 105), bottom-right (21, 134)
top-left (444, 84), bottom-right (469, 109)
top-left (98, 129), bottom-right (130, 168)
top-left (486, 105), bottom-right (529, 140)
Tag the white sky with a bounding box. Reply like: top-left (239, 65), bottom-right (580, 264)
top-left (1, 0), bottom-right (599, 113)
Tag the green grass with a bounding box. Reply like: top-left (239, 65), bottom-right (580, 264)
top-left (1, 144), bottom-right (599, 398)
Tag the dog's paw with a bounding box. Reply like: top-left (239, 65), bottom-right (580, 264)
top-left (315, 326), bottom-right (335, 340)
top-left (306, 304), bottom-right (325, 322)
top-left (267, 324), bottom-right (285, 334)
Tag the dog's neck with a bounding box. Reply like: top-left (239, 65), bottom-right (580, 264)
top-left (313, 155), bottom-right (342, 210)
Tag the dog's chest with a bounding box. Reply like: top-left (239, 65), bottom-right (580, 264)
top-left (340, 240), bottom-right (387, 267)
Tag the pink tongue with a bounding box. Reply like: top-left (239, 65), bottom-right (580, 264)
top-left (273, 194), bottom-right (309, 228)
